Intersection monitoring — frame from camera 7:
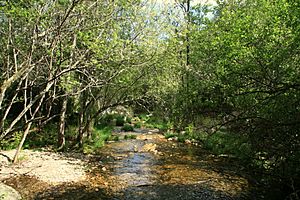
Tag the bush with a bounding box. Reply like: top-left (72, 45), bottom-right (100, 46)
top-left (65, 125), bottom-right (78, 140)
top-left (115, 115), bottom-right (125, 126)
top-left (0, 131), bottom-right (22, 150)
top-left (145, 123), bottom-right (154, 128)
top-left (108, 135), bottom-right (119, 141)
top-left (126, 117), bottom-right (132, 124)
top-left (139, 114), bottom-right (150, 123)
top-left (157, 123), bottom-right (169, 132)
top-left (24, 124), bottom-right (57, 148)
top-left (177, 135), bottom-right (186, 143)
top-left (83, 126), bottom-right (112, 153)
top-left (124, 134), bottom-right (137, 139)
top-left (164, 131), bottom-right (176, 139)
top-left (203, 131), bottom-right (252, 160)
top-left (122, 123), bottom-right (134, 132)
top-left (98, 114), bottom-right (115, 126)
top-left (134, 122), bottom-right (142, 128)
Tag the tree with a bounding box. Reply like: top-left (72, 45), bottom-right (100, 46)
top-left (0, 0), bottom-right (92, 160)
top-left (0, 0), bottom-right (178, 154)
top-left (185, 0), bottom-right (300, 193)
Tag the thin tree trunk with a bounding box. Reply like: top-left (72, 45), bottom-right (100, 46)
top-left (12, 79), bottom-right (53, 163)
top-left (0, 67), bottom-right (29, 110)
top-left (0, 81), bottom-right (54, 140)
top-left (186, 0), bottom-right (190, 68)
top-left (13, 122), bottom-right (32, 163)
top-left (84, 116), bottom-right (94, 140)
top-left (77, 75), bottom-right (87, 149)
top-left (0, 77), bottom-right (23, 132)
top-left (77, 109), bottom-right (84, 148)
top-left (58, 96), bottom-right (68, 151)
top-left (77, 91), bottom-right (86, 149)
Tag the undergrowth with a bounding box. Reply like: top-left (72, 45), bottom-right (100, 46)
top-left (164, 127), bottom-right (252, 162)
top-left (124, 134), bottom-right (137, 139)
top-left (203, 131), bottom-right (252, 160)
top-left (83, 126), bottom-right (113, 154)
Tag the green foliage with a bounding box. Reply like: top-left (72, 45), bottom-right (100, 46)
top-left (164, 129), bottom-right (252, 161)
top-left (25, 125), bottom-right (57, 148)
top-left (109, 135), bottom-right (120, 141)
top-left (134, 122), bottom-right (142, 128)
top-left (98, 114), bottom-right (116, 127)
top-left (126, 117), bottom-right (132, 124)
top-left (184, 124), bottom-right (194, 136)
top-left (164, 131), bottom-right (176, 139)
top-left (204, 131), bottom-right (252, 160)
top-left (185, 127), bottom-right (209, 142)
top-left (98, 114), bottom-right (131, 127)
top-left (115, 115), bottom-right (126, 126)
top-left (124, 134), bottom-right (137, 140)
top-left (138, 114), bottom-right (151, 123)
top-left (145, 122), bottom-right (169, 132)
top-left (159, 0), bottom-right (300, 194)
top-left (122, 123), bottom-right (134, 132)
top-left (139, 113), bottom-right (170, 131)
top-left (83, 127), bottom-right (113, 154)
top-left (65, 125), bottom-right (78, 141)
top-left (194, 131), bottom-right (209, 142)
top-left (0, 131), bottom-right (22, 150)
top-left (177, 135), bottom-right (186, 143)
top-left (0, 0), bottom-right (298, 196)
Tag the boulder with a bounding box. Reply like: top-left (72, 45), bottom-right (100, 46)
top-left (0, 183), bottom-right (21, 200)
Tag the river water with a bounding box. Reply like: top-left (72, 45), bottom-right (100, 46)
top-left (89, 128), bottom-right (256, 200)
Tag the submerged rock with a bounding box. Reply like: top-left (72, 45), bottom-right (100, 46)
top-left (140, 143), bottom-right (157, 153)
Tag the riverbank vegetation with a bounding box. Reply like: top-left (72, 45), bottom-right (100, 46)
top-left (0, 0), bottom-right (299, 199)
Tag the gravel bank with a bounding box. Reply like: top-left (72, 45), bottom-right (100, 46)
top-left (0, 149), bottom-right (86, 184)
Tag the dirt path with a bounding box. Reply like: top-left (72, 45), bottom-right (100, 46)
top-left (0, 129), bottom-right (256, 199)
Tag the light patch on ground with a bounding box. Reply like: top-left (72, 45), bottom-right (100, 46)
top-left (0, 150), bottom-right (86, 184)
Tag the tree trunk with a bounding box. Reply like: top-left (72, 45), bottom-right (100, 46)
top-left (77, 107), bottom-right (85, 148)
top-left (186, 0), bottom-right (190, 68)
top-left (0, 81), bottom-right (54, 140)
top-left (84, 116), bottom-right (94, 140)
top-left (13, 122), bottom-right (32, 163)
top-left (57, 96), bottom-right (68, 151)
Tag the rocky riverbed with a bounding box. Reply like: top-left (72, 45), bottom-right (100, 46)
top-left (0, 129), bottom-right (257, 200)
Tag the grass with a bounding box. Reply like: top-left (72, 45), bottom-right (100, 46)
top-left (0, 131), bottom-right (22, 150)
top-left (98, 113), bottom-right (131, 127)
top-left (203, 131), bottom-right (252, 160)
top-left (134, 122), bottom-right (142, 128)
top-left (83, 126), bottom-right (113, 154)
top-left (142, 115), bottom-right (171, 132)
top-left (164, 126), bottom-right (208, 142)
top-left (164, 132), bottom-right (190, 142)
top-left (108, 135), bottom-right (120, 141)
top-left (164, 126), bottom-right (252, 161)
top-left (124, 134), bottom-right (137, 139)
top-left (115, 115), bottom-right (125, 126)
top-left (164, 131), bottom-right (176, 139)
top-left (122, 124), bottom-right (134, 132)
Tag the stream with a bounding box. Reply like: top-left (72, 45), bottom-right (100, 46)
top-left (4, 128), bottom-right (259, 200)
top-left (87, 128), bottom-right (255, 200)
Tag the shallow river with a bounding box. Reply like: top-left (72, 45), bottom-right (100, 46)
top-left (87, 129), bottom-right (256, 200)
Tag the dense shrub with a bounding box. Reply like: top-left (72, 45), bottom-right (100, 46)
top-left (122, 124), bottom-right (134, 132)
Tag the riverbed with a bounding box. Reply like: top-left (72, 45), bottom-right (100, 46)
top-left (1, 128), bottom-right (258, 199)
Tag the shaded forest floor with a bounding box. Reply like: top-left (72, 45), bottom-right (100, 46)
top-left (0, 128), bottom-right (260, 200)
